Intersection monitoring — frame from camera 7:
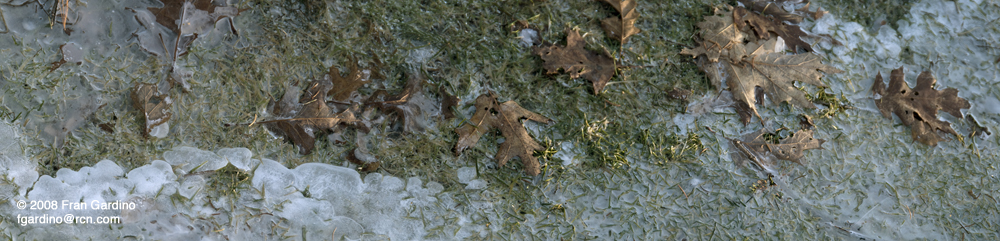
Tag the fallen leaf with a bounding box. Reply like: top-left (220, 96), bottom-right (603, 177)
top-left (599, 0), bottom-right (641, 44)
top-left (327, 57), bottom-right (371, 102)
top-left (533, 28), bottom-right (617, 94)
top-left (729, 128), bottom-right (825, 173)
top-left (733, 6), bottom-right (812, 52)
top-left (872, 67), bottom-right (970, 146)
top-left (737, 0), bottom-right (803, 24)
top-left (346, 132), bottom-right (379, 172)
top-left (264, 77), bottom-right (367, 155)
top-left (723, 39), bottom-right (841, 124)
top-left (130, 83), bottom-right (173, 137)
top-left (679, 6), bottom-right (745, 63)
top-left (439, 86), bottom-right (460, 119)
top-left (137, 0), bottom-right (241, 91)
top-left (454, 92), bottom-right (553, 176)
top-left (365, 73), bottom-right (425, 133)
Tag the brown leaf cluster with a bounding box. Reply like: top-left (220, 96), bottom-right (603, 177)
top-left (599, 0), bottom-right (641, 44)
top-left (533, 28), bottom-right (616, 94)
top-left (454, 92), bottom-right (553, 176)
top-left (872, 67), bottom-right (971, 146)
top-left (681, 5), bottom-right (841, 125)
top-left (263, 59), bottom-right (425, 160)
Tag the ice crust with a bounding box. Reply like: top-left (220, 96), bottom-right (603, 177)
top-left (0, 136), bottom-right (497, 239)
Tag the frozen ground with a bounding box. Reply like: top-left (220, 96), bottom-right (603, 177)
top-left (1, 0), bottom-right (998, 240)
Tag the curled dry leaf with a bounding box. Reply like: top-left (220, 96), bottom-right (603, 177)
top-left (454, 92), bottom-right (553, 176)
top-left (130, 83), bottom-right (172, 137)
top-left (872, 67), bottom-right (970, 146)
top-left (599, 0), bottom-right (641, 44)
top-left (533, 28), bottom-right (616, 94)
top-left (729, 128), bottom-right (825, 174)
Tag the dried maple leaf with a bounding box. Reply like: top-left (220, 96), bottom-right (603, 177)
top-left (733, 6), bottom-right (812, 52)
top-left (263, 77), bottom-right (366, 155)
top-left (729, 128), bottom-right (825, 174)
top-left (130, 83), bottom-right (172, 137)
top-left (533, 28), bottom-right (616, 94)
top-left (599, 0), bottom-right (641, 44)
top-left (454, 92), bottom-right (553, 176)
top-left (872, 67), bottom-right (970, 146)
top-left (725, 39), bottom-right (841, 124)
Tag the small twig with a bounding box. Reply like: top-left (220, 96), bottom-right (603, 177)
top-left (677, 184), bottom-right (688, 199)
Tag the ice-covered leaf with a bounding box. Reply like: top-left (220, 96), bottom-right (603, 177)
top-left (729, 128), bottom-right (825, 173)
top-left (365, 73), bottom-right (425, 133)
top-left (130, 83), bottom-right (172, 137)
top-left (454, 92), bottom-right (553, 176)
top-left (872, 67), bottom-right (971, 146)
top-left (263, 77), bottom-right (366, 155)
top-left (679, 6), bottom-right (744, 62)
top-left (599, 0), bottom-right (641, 44)
top-left (136, 0), bottom-right (240, 91)
top-left (533, 28), bottom-right (616, 94)
top-left (724, 39), bottom-right (842, 124)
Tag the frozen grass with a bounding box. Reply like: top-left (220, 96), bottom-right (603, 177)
top-left (1, 0), bottom-right (998, 239)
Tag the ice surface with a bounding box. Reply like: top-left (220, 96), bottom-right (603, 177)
top-left (127, 160), bottom-right (178, 197)
top-left (0, 122), bottom-right (38, 196)
top-left (163, 146), bottom-right (228, 172)
top-left (215, 148), bottom-right (259, 171)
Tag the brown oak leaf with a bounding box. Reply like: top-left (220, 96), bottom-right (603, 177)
top-left (733, 6), bottom-right (812, 52)
top-left (263, 77), bottom-right (366, 155)
top-left (327, 57), bottom-right (371, 102)
top-left (599, 0), bottom-right (641, 44)
top-left (130, 83), bottom-right (172, 137)
top-left (872, 67), bottom-right (970, 146)
top-left (454, 92), bottom-right (553, 176)
top-left (729, 128), bottom-right (825, 174)
top-left (533, 28), bottom-right (616, 94)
